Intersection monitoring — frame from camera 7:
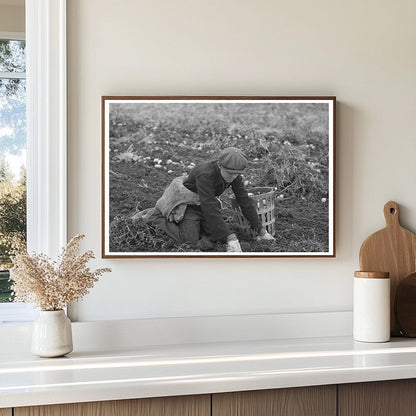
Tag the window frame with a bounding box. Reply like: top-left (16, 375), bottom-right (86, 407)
top-left (0, 0), bottom-right (67, 324)
top-left (26, 0), bottom-right (67, 257)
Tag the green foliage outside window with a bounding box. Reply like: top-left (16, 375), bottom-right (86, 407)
top-left (0, 162), bottom-right (26, 302)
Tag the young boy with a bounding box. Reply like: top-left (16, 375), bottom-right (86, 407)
top-left (134, 147), bottom-right (274, 252)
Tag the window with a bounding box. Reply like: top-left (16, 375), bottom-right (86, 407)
top-left (0, 34), bottom-right (26, 305)
top-left (0, 33), bottom-right (35, 323)
top-left (0, 1), bottom-right (67, 324)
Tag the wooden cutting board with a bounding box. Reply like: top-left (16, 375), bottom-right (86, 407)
top-left (359, 201), bottom-right (416, 336)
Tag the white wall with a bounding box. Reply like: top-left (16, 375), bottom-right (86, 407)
top-left (0, 3), bottom-right (24, 32)
top-left (67, 0), bottom-right (416, 322)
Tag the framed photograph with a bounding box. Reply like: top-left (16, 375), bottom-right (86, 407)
top-left (102, 96), bottom-right (336, 258)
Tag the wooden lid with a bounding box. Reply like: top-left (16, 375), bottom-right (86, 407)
top-left (354, 271), bottom-right (389, 279)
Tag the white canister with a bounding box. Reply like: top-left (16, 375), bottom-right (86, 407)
top-left (353, 271), bottom-right (390, 342)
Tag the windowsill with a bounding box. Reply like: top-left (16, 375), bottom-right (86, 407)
top-left (0, 303), bottom-right (36, 324)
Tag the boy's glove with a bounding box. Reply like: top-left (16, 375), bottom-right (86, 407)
top-left (226, 233), bottom-right (242, 252)
top-left (256, 229), bottom-right (275, 241)
top-left (227, 239), bottom-right (242, 252)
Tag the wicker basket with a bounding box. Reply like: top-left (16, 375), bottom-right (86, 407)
top-left (231, 187), bottom-right (276, 239)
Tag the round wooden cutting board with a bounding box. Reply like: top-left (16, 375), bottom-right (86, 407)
top-left (395, 272), bottom-right (416, 337)
top-left (359, 201), bottom-right (416, 336)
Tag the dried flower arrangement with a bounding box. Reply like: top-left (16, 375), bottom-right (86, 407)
top-left (10, 234), bottom-right (111, 311)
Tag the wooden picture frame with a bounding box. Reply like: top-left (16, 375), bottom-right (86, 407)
top-left (102, 96), bottom-right (336, 258)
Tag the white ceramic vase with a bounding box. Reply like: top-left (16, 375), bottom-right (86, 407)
top-left (31, 310), bottom-right (73, 357)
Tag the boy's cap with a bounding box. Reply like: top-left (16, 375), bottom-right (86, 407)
top-left (218, 147), bottom-right (248, 173)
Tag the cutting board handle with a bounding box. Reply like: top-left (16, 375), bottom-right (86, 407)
top-left (384, 201), bottom-right (400, 228)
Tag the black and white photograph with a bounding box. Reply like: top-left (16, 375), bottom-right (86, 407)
top-left (102, 97), bottom-right (335, 257)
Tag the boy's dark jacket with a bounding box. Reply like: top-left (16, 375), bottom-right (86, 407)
top-left (183, 160), bottom-right (262, 241)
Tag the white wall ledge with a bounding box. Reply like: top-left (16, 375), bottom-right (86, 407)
top-left (0, 311), bottom-right (352, 353)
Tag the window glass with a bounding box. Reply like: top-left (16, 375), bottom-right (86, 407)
top-left (0, 39), bottom-right (26, 72)
top-left (0, 39), bottom-right (26, 303)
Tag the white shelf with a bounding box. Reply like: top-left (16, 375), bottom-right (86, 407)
top-left (2, 335), bottom-right (416, 408)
